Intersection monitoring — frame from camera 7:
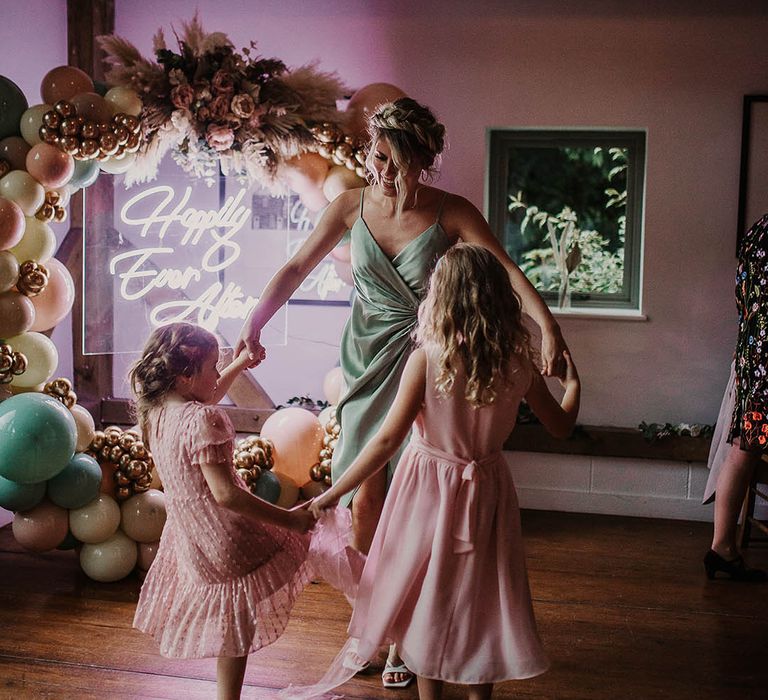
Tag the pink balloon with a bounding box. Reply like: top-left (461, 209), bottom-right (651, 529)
top-left (71, 92), bottom-right (114, 124)
top-left (330, 242), bottom-right (351, 263)
top-left (26, 143), bottom-right (75, 188)
top-left (137, 540), bottom-right (160, 571)
top-left (333, 258), bottom-right (354, 286)
top-left (346, 83), bottom-right (407, 138)
top-left (260, 408), bottom-right (325, 486)
top-left (30, 257), bottom-right (75, 331)
top-left (12, 499), bottom-right (69, 552)
top-left (40, 66), bottom-right (94, 104)
top-left (0, 136), bottom-right (31, 171)
top-left (0, 290), bottom-right (35, 337)
top-left (0, 195), bottom-right (25, 249)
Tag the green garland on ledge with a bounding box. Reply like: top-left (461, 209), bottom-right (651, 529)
top-left (638, 421), bottom-right (714, 442)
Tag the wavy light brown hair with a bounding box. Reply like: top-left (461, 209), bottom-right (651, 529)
top-left (365, 97), bottom-right (446, 217)
top-left (416, 244), bottom-right (534, 407)
top-left (129, 322), bottom-right (219, 447)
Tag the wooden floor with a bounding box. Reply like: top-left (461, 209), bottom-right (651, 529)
top-left (1, 511), bottom-right (766, 700)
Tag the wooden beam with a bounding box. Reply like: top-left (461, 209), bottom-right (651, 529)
top-left (64, 0), bottom-right (115, 420)
top-left (504, 423), bottom-right (712, 462)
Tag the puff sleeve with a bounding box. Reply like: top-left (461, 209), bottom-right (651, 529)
top-left (188, 404), bottom-right (236, 468)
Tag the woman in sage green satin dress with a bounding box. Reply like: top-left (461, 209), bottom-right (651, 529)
top-left (237, 97), bottom-right (567, 688)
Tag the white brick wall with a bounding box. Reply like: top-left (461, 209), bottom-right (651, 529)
top-left (505, 451), bottom-right (715, 521)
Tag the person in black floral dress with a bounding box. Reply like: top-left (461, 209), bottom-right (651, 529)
top-left (704, 213), bottom-right (768, 582)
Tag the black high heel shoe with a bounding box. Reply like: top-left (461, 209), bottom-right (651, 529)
top-left (703, 550), bottom-right (767, 582)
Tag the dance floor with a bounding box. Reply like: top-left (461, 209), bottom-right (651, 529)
top-left (1, 510), bottom-right (766, 699)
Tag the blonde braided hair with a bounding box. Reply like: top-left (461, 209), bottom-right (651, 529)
top-left (129, 323), bottom-right (219, 447)
top-left (365, 98), bottom-right (446, 217)
top-left (416, 244), bottom-right (535, 407)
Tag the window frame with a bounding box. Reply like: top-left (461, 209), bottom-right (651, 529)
top-left (486, 127), bottom-right (646, 311)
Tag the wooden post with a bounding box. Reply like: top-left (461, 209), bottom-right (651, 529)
top-left (59, 0), bottom-right (115, 419)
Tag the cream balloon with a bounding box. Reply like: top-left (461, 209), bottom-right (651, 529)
top-left (120, 489), bottom-right (167, 543)
top-left (79, 530), bottom-right (137, 582)
top-left (317, 405), bottom-right (335, 428)
top-left (98, 151), bottom-right (136, 175)
top-left (323, 367), bottom-right (345, 405)
top-left (19, 104), bottom-right (53, 147)
top-left (30, 257), bottom-right (75, 332)
top-left (10, 217), bottom-right (56, 263)
top-left (0, 250), bottom-right (20, 292)
top-left (6, 332), bottom-right (58, 387)
top-left (0, 171), bottom-right (45, 216)
top-left (104, 87), bottom-right (142, 117)
top-left (70, 404), bottom-right (96, 453)
top-left (322, 165), bottom-right (366, 202)
top-left (69, 493), bottom-right (121, 543)
top-left (274, 471), bottom-right (300, 509)
top-left (137, 540), bottom-right (160, 571)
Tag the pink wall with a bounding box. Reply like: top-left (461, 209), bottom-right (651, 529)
top-left (3, 1), bottom-right (768, 427)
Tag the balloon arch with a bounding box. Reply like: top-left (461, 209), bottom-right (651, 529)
top-left (0, 16), bottom-right (400, 582)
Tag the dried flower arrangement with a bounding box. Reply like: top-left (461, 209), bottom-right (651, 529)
top-left (97, 14), bottom-right (348, 187)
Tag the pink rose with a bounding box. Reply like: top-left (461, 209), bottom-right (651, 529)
top-left (247, 104), bottom-right (267, 129)
top-left (231, 93), bottom-right (255, 119)
top-left (206, 123), bottom-right (235, 152)
top-left (211, 70), bottom-right (235, 95)
top-left (171, 84), bottom-right (194, 110)
top-left (209, 94), bottom-right (231, 120)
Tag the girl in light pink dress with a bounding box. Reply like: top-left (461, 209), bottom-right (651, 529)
top-left (130, 323), bottom-right (361, 700)
top-left (290, 244), bottom-right (581, 700)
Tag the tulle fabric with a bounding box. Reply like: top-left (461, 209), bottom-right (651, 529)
top-left (133, 402), bottom-right (361, 659)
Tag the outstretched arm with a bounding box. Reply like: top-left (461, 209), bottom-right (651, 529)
top-left (444, 194), bottom-right (567, 377)
top-left (209, 347), bottom-right (265, 405)
top-left (200, 458), bottom-right (314, 533)
top-left (310, 348), bottom-right (427, 516)
top-left (525, 350), bottom-right (581, 439)
top-left (235, 189), bottom-right (358, 357)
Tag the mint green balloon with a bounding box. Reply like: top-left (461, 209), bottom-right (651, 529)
top-left (0, 393), bottom-right (76, 484)
top-left (0, 76), bottom-right (28, 139)
top-left (68, 159), bottom-right (99, 189)
top-left (0, 474), bottom-right (45, 511)
top-left (47, 453), bottom-right (101, 509)
top-left (255, 469), bottom-right (281, 504)
top-left (56, 530), bottom-right (80, 551)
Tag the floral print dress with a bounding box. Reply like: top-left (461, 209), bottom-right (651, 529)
top-left (729, 212), bottom-right (768, 451)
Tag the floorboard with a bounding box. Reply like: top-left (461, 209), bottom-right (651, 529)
top-left (1, 511), bottom-right (765, 699)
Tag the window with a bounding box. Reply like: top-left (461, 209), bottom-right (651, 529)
top-left (487, 129), bottom-right (645, 311)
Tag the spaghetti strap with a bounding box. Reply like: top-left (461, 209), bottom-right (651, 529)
top-left (435, 191), bottom-right (449, 225)
top-left (359, 186), bottom-right (366, 218)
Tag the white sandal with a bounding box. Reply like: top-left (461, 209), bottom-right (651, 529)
top-left (381, 661), bottom-right (414, 689)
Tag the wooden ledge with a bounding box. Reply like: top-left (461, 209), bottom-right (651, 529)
top-left (504, 424), bottom-right (712, 462)
top-left (102, 399), bottom-right (711, 463)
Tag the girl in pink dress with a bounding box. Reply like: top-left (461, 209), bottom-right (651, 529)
top-left (130, 323), bottom-right (361, 700)
top-left (293, 244), bottom-right (581, 700)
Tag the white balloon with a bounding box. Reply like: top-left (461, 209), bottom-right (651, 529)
top-left (69, 493), bottom-right (121, 543)
top-left (79, 530), bottom-right (137, 582)
top-left (70, 404), bottom-right (96, 453)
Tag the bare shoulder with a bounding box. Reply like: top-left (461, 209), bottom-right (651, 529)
top-left (325, 187), bottom-right (364, 229)
top-left (437, 192), bottom-right (487, 239)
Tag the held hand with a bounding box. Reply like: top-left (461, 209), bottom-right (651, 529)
top-left (287, 506), bottom-right (316, 534)
top-left (540, 327), bottom-right (568, 378)
top-left (308, 490), bottom-right (340, 519)
top-left (231, 345), bottom-right (266, 371)
top-left (235, 325), bottom-right (264, 361)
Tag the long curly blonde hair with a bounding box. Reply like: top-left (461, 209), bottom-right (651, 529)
top-left (365, 97), bottom-right (446, 217)
top-left (416, 244), bottom-right (534, 407)
top-left (129, 323), bottom-right (219, 447)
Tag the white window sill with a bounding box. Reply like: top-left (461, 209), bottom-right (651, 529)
top-left (548, 307), bottom-right (647, 321)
